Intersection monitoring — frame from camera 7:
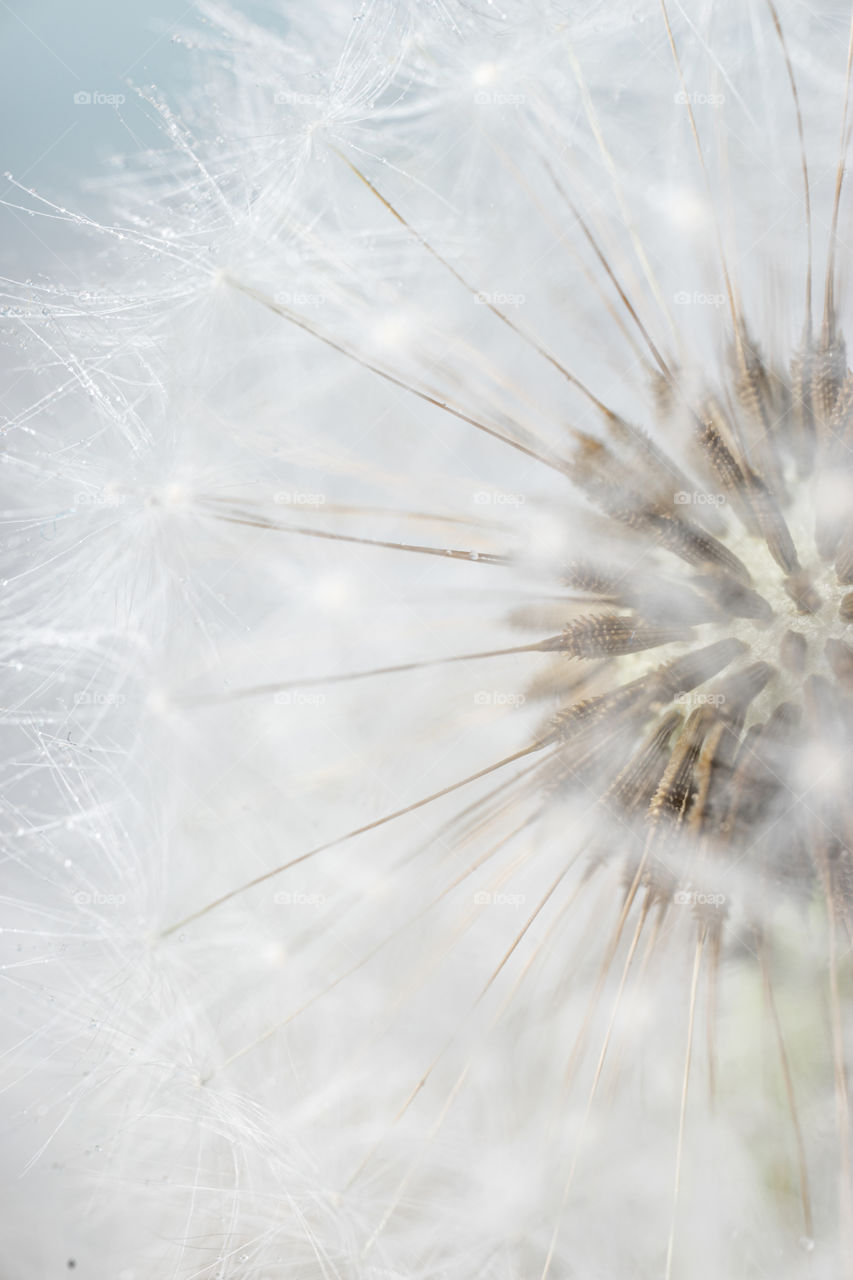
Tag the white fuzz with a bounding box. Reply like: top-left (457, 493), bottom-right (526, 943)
top-left (5, 3), bottom-right (853, 1278)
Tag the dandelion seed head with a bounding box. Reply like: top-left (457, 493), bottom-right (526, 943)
top-left (8, 0), bottom-right (853, 1277)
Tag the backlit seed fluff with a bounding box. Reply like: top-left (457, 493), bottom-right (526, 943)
top-left (5, 2), bottom-right (853, 1278)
